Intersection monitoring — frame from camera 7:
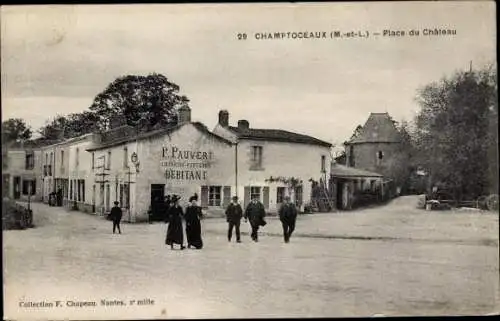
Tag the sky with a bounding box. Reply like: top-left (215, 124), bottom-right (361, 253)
top-left (1, 3), bottom-right (496, 153)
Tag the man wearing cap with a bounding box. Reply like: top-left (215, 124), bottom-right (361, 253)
top-left (279, 196), bottom-right (297, 243)
top-left (244, 195), bottom-right (266, 242)
top-left (110, 201), bottom-right (123, 234)
top-left (225, 196), bottom-right (243, 243)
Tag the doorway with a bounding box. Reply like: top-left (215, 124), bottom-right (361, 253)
top-left (336, 179), bottom-right (344, 210)
top-left (13, 176), bottom-right (21, 199)
top-left (150, 184), bottom-right (165, 221)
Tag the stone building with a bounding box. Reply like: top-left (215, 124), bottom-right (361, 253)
top-left (344, 112), bottom-right (403, 180)
top-left (2, 142), bottom-right (43, 201)
top-left (213, 110), bottom-right (332, 211)
top-left (82, 108), bottom-right (332, 222)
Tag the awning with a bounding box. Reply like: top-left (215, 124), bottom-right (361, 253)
top-left (330, 164), bottom-right (383, 179)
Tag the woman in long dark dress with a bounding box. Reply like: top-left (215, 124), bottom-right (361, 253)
top-left (185, 195), bottom-right (203, 249)
top-left (165, 195), bottom-right (185, 250)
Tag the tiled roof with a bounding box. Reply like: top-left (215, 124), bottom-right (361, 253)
top-left (86, 122), bottom-right (232, 151)
top-left (347, 113), bottom-right (402, 144)
top-left (330, 164), bottom-right (383, 178)
top-left (228, 126), bottom-right (332, 147)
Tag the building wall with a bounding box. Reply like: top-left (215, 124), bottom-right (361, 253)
top-left (348, 142), bottom-right (401, 178)
top-left (40, 145), bottom-right (57, 203)
top-left (67, 136), bottom-right (95, 213)
top-left (2, 149), bottom-right (42, 201)
top-left (92, 123), bottom-right (235, 222)
top-left (236, 139), bottom-right (331, 211)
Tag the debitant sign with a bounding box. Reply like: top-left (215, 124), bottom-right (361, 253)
top-left (160, 146), bottom-right (213, 181)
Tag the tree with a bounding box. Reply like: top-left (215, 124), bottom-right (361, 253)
top-left (385, 120), bottom-right (416, 194)
top-left (1, 118), bottom-right (32, 144)
top-left (334, 150), bottom-right (347, 165)
top-left (89, 73), bottom-right (190, 130)
top-left (413, 65), bottom-right (497, 200)
top-left (38, 112), bottom-right (101, 140)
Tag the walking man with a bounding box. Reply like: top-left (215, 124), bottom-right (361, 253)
top-left (226, 196), bottom-right (243, 243)
top-left (110, 201), bottom-right (122, 234)
top-left (244, 195), bottom-right (266, 242)
top-left (279, 196), bottom-right (297, 243)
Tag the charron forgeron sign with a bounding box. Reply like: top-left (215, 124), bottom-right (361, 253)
top-left (160, 146), bottom-right (213, 180)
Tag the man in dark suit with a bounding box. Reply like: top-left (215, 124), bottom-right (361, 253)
top-left (110, 201), bottom-right (123, 234)
top-left (225, 196), bottom-right (243, 243)
top-left (279, 196), bottom-right (297, 243)
top-left (244, 196), bottom-right (266, 242)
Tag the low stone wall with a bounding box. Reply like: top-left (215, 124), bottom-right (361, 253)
top-left (2, 199), bottom-right (34, 230)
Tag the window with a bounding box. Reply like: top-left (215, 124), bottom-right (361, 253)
top-left (276, 187), bottom-right (286, 204)
top-left (25, 152), bottom-right (34, 170)
top-left (91, 152), bottom-right (95, 169)
top-left (376, 151), bottom-right (384, 166)
top-left (75, 148), bottom-right (80, 167)
top-left (294, 186), bottom-right (303, 207)
top-left (107, 151), bottom-right (111, 169)
top-left (60, 150), bottom-right (64, 168)
top-left (120, 184), bottom-right (130, 208)
top-left (209, 186), bottom-right (222, 206)
top-left (250, 186), bottom-right (261, 201)
top-left (22, 179), bottom-right (36, 195)
top-left (50, 152), bottom-right (53, 166)
top-left (321, 155), bottom-right (326, 173)
top-left (45, 153), bottom-right (48, 165)
top-left (250, 146), bottom-right (263, 169)
top-left (123, 147), bottom-right (128, 168)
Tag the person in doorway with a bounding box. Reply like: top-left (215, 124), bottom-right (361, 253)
top-left (165, 195), bottom-right (185, 250)
top-left (244, 196), bottom-right (266, 242)
top-left (185, 195), bottom-right (203, 249)
top-left (279, 196), bottom-right (297, 243)
top-left (226, 196), bottom-right (243, 243)
top-left (110, 201), bottom-right (123, 234)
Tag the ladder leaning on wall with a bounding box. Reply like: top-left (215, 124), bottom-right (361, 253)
top-left (312, 172), bottom-right (336, 212)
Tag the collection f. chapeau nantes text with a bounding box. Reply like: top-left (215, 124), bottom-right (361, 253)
top-left (237, 28), bottom-right (457, 40)
top-left (19, 298), bottom-right (155, 308)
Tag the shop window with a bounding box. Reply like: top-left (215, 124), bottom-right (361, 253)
top-left (250, 186), bottom-right (261, 201)
top-left (209, 186), bottom-right (222, 206)
top-left (25, 152), bottom-right (35, 170)
top-left (321, 155), bottom-right (326, 173)
top-left (250, 146), bottom-right (263, 170)
top-left (276, 187), bottom-right (286, 204)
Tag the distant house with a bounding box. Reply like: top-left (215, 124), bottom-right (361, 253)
top-left (344, 112), bottom-right (403, 176)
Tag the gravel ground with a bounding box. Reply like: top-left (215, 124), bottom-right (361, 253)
top-left (3, 196), bottom-right (499, 319)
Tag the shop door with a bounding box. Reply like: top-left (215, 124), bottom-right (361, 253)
top-left (13, 176), bottom-right (21, 199)
top-left (150, 184), bottom-right (165, 221)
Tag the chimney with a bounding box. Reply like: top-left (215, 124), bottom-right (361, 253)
top-left (238, 119), bottom-right (249, 130)
top-left (178, 105), bottom-right (191, 124)
top-left (110, 114), bottom-right (127, 129)
top-left (218, 110), bottom-right (229, 127)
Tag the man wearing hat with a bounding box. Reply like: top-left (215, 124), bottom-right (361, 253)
top-left (244, 195), bottom-right (266, 242)
top-left (225, 196), bottom-right (243, 243)
top-left (278, 195), bottom-right (297, 243)
top-left (110, 201), bottom-right (123, 234)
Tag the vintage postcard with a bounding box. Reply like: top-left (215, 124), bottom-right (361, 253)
top-left (1, 2), bottom-right (498, 320)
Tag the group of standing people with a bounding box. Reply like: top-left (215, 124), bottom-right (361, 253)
top-left (225, 194), bottom-right (298, 244)
top-left (110, 192), bottom-right (299, 247)
top-left (165, 194), bottom-right (204, 250)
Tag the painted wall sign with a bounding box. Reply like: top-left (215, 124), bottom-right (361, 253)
top-left (160, 146), bottom-right (213, 181)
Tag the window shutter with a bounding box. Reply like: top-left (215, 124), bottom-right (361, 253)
top-left (263, 186), bottom-right (270, 209)
top-left (244, 186), bottom-right (251, 209)
top-left (223, 186), bottom-right (231, 207)
top-left (201, 186), bottom-right (209, 208)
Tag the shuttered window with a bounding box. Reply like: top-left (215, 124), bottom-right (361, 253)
top-left (244, 186), bottom-right (251, 209)
top-left (209, 186), bottom-right (222, 206)
top-left (263, 186), bottom-right (270, 209)
top-left (223, 186), bottom-right (231, 207)
top-left (200, 186), bottom-right (209, 208)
